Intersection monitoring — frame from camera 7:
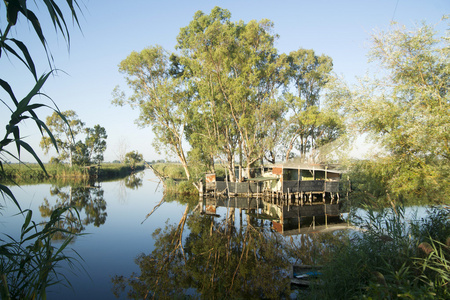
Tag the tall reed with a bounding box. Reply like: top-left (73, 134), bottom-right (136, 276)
top-left (308, 205), bottom-right (450, 299)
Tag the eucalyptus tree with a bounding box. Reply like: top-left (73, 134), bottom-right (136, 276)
top-left (326, 19), bottom-right (449, 201)
top-left (40, 111), bottom-right (107, 166)
top-left (283, 49), bottom-right (342, 162)
top-left (40, 110), bottom-right (85, 166)
top-left (113, 46), bottom-right (192, 179)
top-left (177, 7), bottom-right (287, 180)
top-left (85, 124), bottom-right (108, 164)
top-left (124, 150), bottom-right (143, 168)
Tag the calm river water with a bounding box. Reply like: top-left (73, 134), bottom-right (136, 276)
top-left (1, 169), bottom-right (430, 299)
top-left (2, 169), bottom-right (192, 299)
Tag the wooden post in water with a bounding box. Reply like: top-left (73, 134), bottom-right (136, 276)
top-left (287, 188), bottom-right (290, 211)
top-left (257, 194), bottom-right (259, 215)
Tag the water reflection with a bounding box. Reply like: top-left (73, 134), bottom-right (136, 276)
top-left (39, 183), bottom-right (107, 238)
top-left (201, 197), bottom-right (349, 235)
top-left (112, 197), bottom-right (351, 299)
top-left (124, 172), bottom-right (144, 190)
top-left (115, 172), bottom-right (146, 204)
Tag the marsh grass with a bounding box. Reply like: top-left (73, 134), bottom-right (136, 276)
top-left (308, 205), bottom-right (450, 299)
top-left (0, 207), bottom-right (84, 299)
top-left (0, 163), bottom-right (145, 184)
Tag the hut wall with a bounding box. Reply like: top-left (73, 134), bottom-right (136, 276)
top-left (283, 203), bottom-right (340, 218)
top-left (325, 181), bottom-right (339, 193)
top-left (215, 181), bottom-right (262, 194)
top-left (285, 180), bottom-right (325, 192)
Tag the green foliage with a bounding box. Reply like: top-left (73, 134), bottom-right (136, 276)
top-left (84, 124), bottom-right (108, 164)
top-left (112, 45), bottom-right (192, 179)
top-left (347, 158), bottom-right (450, 206)
top-left (0, 208), bottom-right (83, 299)
top-left (326, 19), bottom-right (449, 202)
top-left (40, 111), bottom-right (107, 167)
top-left (177, 7), bottom-right (287, 178)
top-left (124, 151), bottom-right (144, 168)
top-left (310, 205), bottom-right (450, 299)
top-left (282, 49), bottom-right (345, 162)
top-left (152, 163), bottom-right (186, 179)
top-left (39, 110), bottom-right (85, 167)
top-left (114, 7), bottom-right (343, 182)
top-left (112, 211), bottom-right (292, 299)
top-left (0, 1), bottom-right (85, 297)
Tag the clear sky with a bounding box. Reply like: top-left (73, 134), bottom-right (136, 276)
top-left (1, 0), bottom-right (448, 163)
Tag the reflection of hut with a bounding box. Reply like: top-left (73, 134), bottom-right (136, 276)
top-left (198, 196), bottom-right (348, 236)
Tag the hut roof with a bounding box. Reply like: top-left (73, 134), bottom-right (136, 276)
top-left (267, 162), bottom-right (344, 173)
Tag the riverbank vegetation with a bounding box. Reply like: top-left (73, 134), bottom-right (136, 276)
top-left (113, 7), bottom-right (343, 184)
top-left (308, 205), bottom-right (450, 299)
top-left (0, 162), bottom-right (146, 184)
top-left (1, 2), bottom-right (448, 298)
top-left (114, 7), bottom-right (449, 206)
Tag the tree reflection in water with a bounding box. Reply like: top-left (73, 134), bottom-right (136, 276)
top-left (124, 173), bottom-right (144, 190)
top-left (39, 184), bottom-right (107, 239)
top-left (112, 202), bottom-right (350, 299)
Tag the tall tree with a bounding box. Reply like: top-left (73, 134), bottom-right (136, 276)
top-left (177, 7), bottom-right (286, 180)
top-left (85, 125), bottom-right (108, 164)
top-left (112, 46), bottom-right (192, 179)
top-left (326, 20), bottom-right (449, 200)
top-left (283, 49), bottom-right (341, 162)
top-left (124, 150), bottom-right (143, 168)
top-left (40, 110), bottom-right (85, 166)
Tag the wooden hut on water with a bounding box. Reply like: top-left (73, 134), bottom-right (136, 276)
top-left (202, 162), bottom-right (344, 206)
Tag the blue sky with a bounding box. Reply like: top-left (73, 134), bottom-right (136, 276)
top-left (1, 0), bottom-right (448, 163)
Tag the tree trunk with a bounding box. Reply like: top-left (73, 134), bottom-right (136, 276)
top-left (238, 138), bottom-right (243, 182)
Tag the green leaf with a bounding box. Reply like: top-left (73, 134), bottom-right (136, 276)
top-left (9, 38), bottom-right (38, 80)
top-left (15, 72), bottom-right (51, 112)
top-left (1, 41), bottom-right (38, 80)
top-left (6, 0), bottom-right (21, 25)
top-left (12, 125), bottom-right (20, 157)
top-left (15, 140), bottom-right (48, 177)
top-left (0, 78), bottom-right (19, 106)
top-left (21, 210), bottom-right (33, 237)
top-left (0, 184), bottom-right (21, 211)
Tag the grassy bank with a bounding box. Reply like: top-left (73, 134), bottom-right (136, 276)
top-left (150, 163), bottom-right (199, 195)
top-left (0, 163), bottom-right (145, 184)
